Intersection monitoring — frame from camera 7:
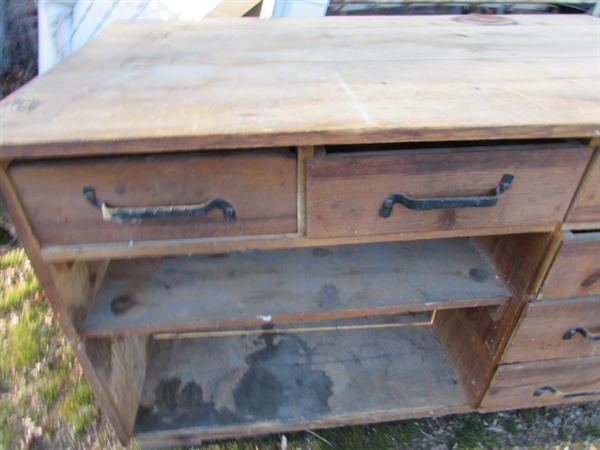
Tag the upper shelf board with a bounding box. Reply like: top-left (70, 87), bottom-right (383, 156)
top-left (1, 15), bottom-right (599, 158)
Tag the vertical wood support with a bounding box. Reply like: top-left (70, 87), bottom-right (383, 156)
top-left (297, 146), bottom-right (314, 237)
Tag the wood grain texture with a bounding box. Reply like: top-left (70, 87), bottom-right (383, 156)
top-left (47, 260), bottom-right (109, 330)
top-left (84, 335), bottom-right (151, 437)
top-left (503, 297), bottom-right (600, 364)
top-left (133, 322), bottom-right (467, 443)
top-left (308, 142), bottom-right (592, 238)
top-left (539, 231), bottom-right (600, 299)
top-left (434, 307), bottom-right (495, 408)
top-left (0, 164), bottom-right (137, 443)
top-left (567, 148), bottom-right (600, 227)
top-left (38, 223), bottom-right (557, 262)
top-left (8, 149), bottom-right (297, 247)
top-left (475, 232), bottom-right (556, 298)
top-left (480, 356), bottom-right (600, 412)
top-left (80, 238), bottom-right (510, 337)
top-left (1, 15), bottom-right (598, 158)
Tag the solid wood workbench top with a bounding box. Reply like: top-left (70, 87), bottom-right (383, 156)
top-left (0, 14), bottom-right (598, 157)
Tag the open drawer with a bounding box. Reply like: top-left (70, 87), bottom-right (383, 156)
top-left (8, 149), bottom-right (297, 251)
top-left (307, 140), bottom-right (592, 239)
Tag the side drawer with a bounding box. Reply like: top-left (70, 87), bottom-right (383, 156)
top-left (568, 148), bottom-right (600, 226)
top-left (307, 141), bottom-right (592, 239)
top-left (480, 357), bottom-right (600, 412)
top-left (9, 149), bottom-right (297, 248)
top-left (503, 297), bottom-right (600, 364)
top-left (539, 231), bottom-right (600, 300)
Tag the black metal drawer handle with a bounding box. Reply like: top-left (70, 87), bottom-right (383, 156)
top-left (534, 385), bottom-right (600, 399)
top-left (562, 326), bottom-right (600, 342)
top-left (379, 174), bottom-right (514, 217)
top-left (83, 186), bottom-right (236, 222)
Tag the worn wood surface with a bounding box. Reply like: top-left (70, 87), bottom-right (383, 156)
top-left (434, 307), bottom-right (495, 408)
top-left (84, 335), bottom-right (151, 437)
top-left (38, 222), bottom-right (557, 262)
top-left (0, 165), bottom-right (139, 443)
top-left (475, 232), bottom-right (557, 298)
top-left (308, 142), bottom-right (592, 238)
top-left (480, 356), bottom-right (600, 411)
top-left (8, 149), bottom-right (297, 247)
top-left (1, 15), bottom-right (598, 158)
top-left (81, 238), bottom-right (510, 337)
top-left (567, 148), bottom-right (600, 227)
top-left (503, 297), bottom-right (600, 364)
top-left (133, 322), bottom-right (467, 443)
top-left (539, 231), bottom-right (600, 299)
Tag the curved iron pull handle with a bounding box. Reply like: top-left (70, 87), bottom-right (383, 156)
top-left (379, 174), bottom-right (514, 217)
top-left (534, 385), bottom-right (600, 399)
top-left (562, 326), bottom-right (600, 342)
top-left (83, 186), bottom-right (236, 222)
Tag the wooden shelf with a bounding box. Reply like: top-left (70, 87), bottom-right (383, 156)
top-left (133, 320), bottom-right (469, 447)
top-left (80, 238), bottom-right (511, 337)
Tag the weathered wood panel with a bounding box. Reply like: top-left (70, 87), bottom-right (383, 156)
top-left (133, 322), bottom-right (467, 444)
top-left (539, 231), bottom-right (600, 300)
top-left (9, 149), bottom-right (297, 247)
top-left (80, 238), bottom-right (510, 337)
top-left (503, 297), bottom-right (600, 364)
top-left (308, 143), bottom-right (592, 238)
top-left (1, 15), bottom-right (598, 157)
top-left (567, 148), bottom-right (600, 227)
top-left (480, 357), bottom-right (600, 411)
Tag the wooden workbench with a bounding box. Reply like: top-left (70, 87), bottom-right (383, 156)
top-left (1, 14), bottom-right (599, 449)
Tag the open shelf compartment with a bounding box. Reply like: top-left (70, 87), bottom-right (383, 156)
top-left (132, 315), bottom-right (469, 447)
top-left (81, 238), bottom-right (511, 337)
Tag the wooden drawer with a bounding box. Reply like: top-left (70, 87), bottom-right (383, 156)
top-left (307, 141), bottom-right (592, 238)
top-left (539, 231), bottom-right (600, 300)
top-left (568, 149), bottom-right (600, 226)
top-left (503, 297), bottom-right (600, 364)
top-left (480, 356), bottom-right (600, 411)
top-left (9, 149), bottom-right (297, 248)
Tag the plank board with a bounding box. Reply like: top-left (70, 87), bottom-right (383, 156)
top-left (133, 322), bottom-right (467, 443)
top-left (80, 238), bottom-right (511, 336)
top-left (1, 15), bottom-right (598, 157)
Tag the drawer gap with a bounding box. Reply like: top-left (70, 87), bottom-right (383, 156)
top-left (132, 321), bottom-right (469, 446)
top-left (80, 238), bottom-right (511, 337)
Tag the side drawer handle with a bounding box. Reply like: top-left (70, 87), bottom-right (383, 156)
top-left (83, 186), bottom-right (236, 222)
top-left (534, 385), bottom-right (600, 399)
top-left (379, 174), bottom-right (514, 217)
top-left (562, 326), bottom-right (600, 342)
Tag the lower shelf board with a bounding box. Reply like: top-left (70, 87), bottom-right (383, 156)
top-left (133, 322), bottom-right (469, 447)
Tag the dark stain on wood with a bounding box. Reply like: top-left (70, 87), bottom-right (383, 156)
top-left (135, 332), bottom-right (333, 432)
top-left (469, 268), bottom-right (491, 283)
top-left (319, 284), bottom-right (340, 307)
top-left (582, 270), bottom-right (600, 287)
top-left (110, 295), bottom-right (137, 315)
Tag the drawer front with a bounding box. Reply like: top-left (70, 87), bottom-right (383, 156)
top-left (9, 150), bottom-right (297, 247)
top-left (480, 357), bottom-right (600, 411)
top-left (540, 231), bottom-right (600, 299)
top-left (503, 297), bottom-right (600, 364)
top-left (568, 149), bottom-right (600, 225)
top-left (307, 143), bottom-right (592, 238)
